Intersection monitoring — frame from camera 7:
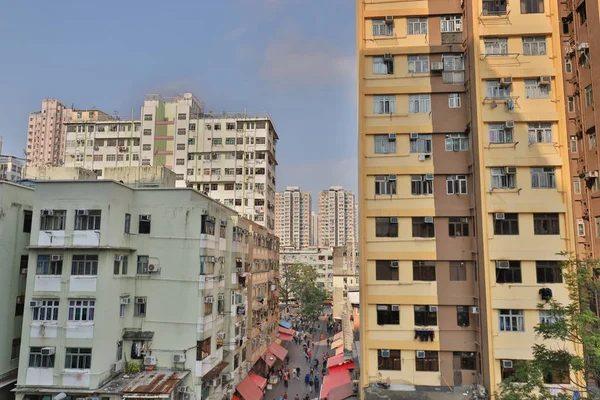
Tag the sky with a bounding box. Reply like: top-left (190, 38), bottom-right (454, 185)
top-left (0, 0), bottom-right (357, 198)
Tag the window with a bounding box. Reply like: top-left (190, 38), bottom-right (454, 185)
top-left (496, 261), bottom-right (522, 283)
top-left (536, 261), bottom-right (563, 283)
top-left (446, 175), bottom-right (468, 194)
top-left (40, 210), bottom-right (66, 231)
top-left (23, 210), bottom-right (32, 233)
top-left (525, 79), bottom-right (549, 99)
top-left (137, 256), bottom-right (150, 274)
top-left (501, 360), bottom-right (525, 380)
top-left (449, 217), bottom-right (469, 237)
top-left (442, 54), bottom-right (465, 84)
top-left (178, 113), bottom-right (187, 120)
top-left (124, 214), bottom-right (131, 234)
top-left (29, 347), bottom-right (55, 368)
top-left (176, 159), bottom-right (185, 165)
top-left (106, 154), bottom-right (116, 162)
top-left (374, 96), bottom-right (395, 114)
top-left (448, 93), bottom-right (461, 108)
top-left (441, 15), bottom-right (462, 32)
top-left (457, 306), bottom-right (470, 327)
top-left (499, 309), bottom-right (525, 332)
top-left (373, 19), bottom-right (393, 36)
top-left (225, 137), bottom-right (236, 145)
top-left (189, 123), bottom-right (196, 131)
top-left (454, 352), bottom-right (476, 370)
top-left (589, 127), bottom-right (597, 149)
top-left (544, 364), bottom-right (570, 384)
top-left (373, 56), bottom-right (394, 74)
top-left (201, 215), bottom-right (216, 235)
top-left (376, 260), bottom-right (399, 281)
top-left (574, 178), bottom-right (581, 195)
top-left (413, 261), bottom-right (436, 281)
top-left (408, 55), bottom-right (429, 73)
top-left (74, 210), bottom-right (101, 230)
top-left (531, 167), bottom-right (556, 188)
top-left (375, 175), bottom-right (397, 195)
top-left (134, 297), bottom-right (147, 317)
top-left (412, 217), bottom-right (435, 238)
top-left (578, 1), bottom-right (587, 24)
top-left (407, 17), bottom-right (427, 35)
top-left (197, 338), bottom-right (211, 361)
top-left (114, 256), bottom-right (128, 275)
top-left (528, 123), bottom-right (552, 143)
top-left (534, 213), bottom-right (559, 235)
top-left (489, 124), bottom-right (513, 144)
top-left (414, 305), bottom-right (438, 326)
top-left (212, 138), bottom-right (222, 145)
top-left (32, 300), bottom-right (59, 321)
top-left (521, 0), bottom-right (544, 13)
top-left (378, 350), bottom-right (401, 370)
top-left (491, 168), bottom-right (516, 189)
top-left (139, 215), bottom-right (151, 234)
top-left (484, 38), bottom-right (508, 55)
top-left (445, 133), bottom-right (468, 151)
top-left (219, 223), bottom-right (226, 239)
top-left (409, 95), bottom-right (431, 113)
top-left (68, 300), bottom-right (95, 321)
top-left (71, 255), bottom-right (98, 276)
top-left (416, 351), bottom-right (439, 371)
top-left (585, 85), bottom-right (594, 107)
top-left (568, 96), bottom-right (575, 113)
top-left (144, 114), bottom-right (153, 121)
top-left (20, 255), bottom-right (28, 274)
top-left (36, 255), bottom-right (63, 275)
top-left (376, 217), bottom-right (399, 237)
top-left (410, 134), bottom-right (432, 153)
top-left (143, 129), bottom-right (152, 136)
top-left (177, 128), bottom-right (186, 135)
top-left (376, 305), bottom-right (400, 325)
top-left (411, 175), bottom-right (434, 195)
top-left (494, 213), bottom-right (519, 235)
top-left (539, 310), bottom-right (563, 325)
top-left (486, 80), bottom-right (511, 98)
top-left (565, 60), bottom-right (572, 73)
top-left (450, 261), bottom-right (467, 281)
top-left (522, 37), bottom-right (546, 55)
top-left (65, 348), bottom-right (92, 369)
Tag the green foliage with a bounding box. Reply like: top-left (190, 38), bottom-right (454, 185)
top-left (496, 253), bottom-right (600, 400)
top-left (279, 263), bottom-right (319, 305)
top-left (297, 284), bottom-right (328, 321)
top-left (125, 360), bottom-right (143, 375)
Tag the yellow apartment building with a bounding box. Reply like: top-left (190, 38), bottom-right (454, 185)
top-left (357, 0), bottom-right (577, 396)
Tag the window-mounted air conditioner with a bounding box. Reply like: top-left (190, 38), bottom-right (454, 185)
top-left (496, 260), bottom-right (510, 269)
top-left (495, 213), bottom-right (505, 220)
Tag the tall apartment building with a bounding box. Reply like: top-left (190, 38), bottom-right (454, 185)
top-left (310, 211), bottom-right (319, 246)
top-left (0, 183), bottom-right (33, 400)
top-left (280, 247), bottom-right (334, 297)
top-left (275, 186), bottom-right (312, 249)
top-left (559, 0), bottom-right (600, 258)
top-left (63, 93), bottom-right (278, 231)
top-left (358, 0), bottom-right (576, 395)
top-left (13, 180), bottom-right (279, 400)
top-left (26, 100), bottom-right (72, 167)
top-left (318, 186), bottom-right (357, 249)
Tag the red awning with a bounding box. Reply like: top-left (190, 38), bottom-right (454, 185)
top-left (329, 361), bottom-right (355, 373)
top-left (264, 352), bottom-right (276, 367)
top-left (268, 342), bottom-right (288, 361)
top-left (327, 382), bottom-right (354, 400)
top-left (232, 395), bottom-right (241, 400)
top-left (248, 373), bottom-right (267, 390)
top-left (278, 327), bottom-right (295, 336)
top-left (335, 347), bottom-right (343, 355)
top-left (320, 369), bottom-right (351, 399)
top-left (236, 376), bottom-right (264, 400)
top-left (333, 331), bottom-right (343, 340)
top-left (279, 333), bottom-right (294, 341)
top-left (327, 353), bottom-right (348, 368)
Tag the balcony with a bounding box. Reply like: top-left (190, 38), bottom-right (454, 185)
top-left (72, 231), bottom-right (100, 246)
top-left (69, 276), bottom-right (97, 292)
top-left (34, 276), bottom-right (61, 292)
top-left (197, 317), bottom-right (214, 333)
top-left (66, 321), bottom-right (94, 339)
top-left (62, 369), bottom-right (91, 387)
top-left (37, 230), bottom-right (66, 246)
top-left (26, 368), bottom-right (54, 386)
top-left (30, 322), bottom-right (58, 338)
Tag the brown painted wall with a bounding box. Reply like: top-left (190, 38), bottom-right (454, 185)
top-left (436, 260), bottom-right (475, 304)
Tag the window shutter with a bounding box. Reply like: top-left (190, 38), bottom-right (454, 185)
top-left (447, 179), bottom-right (454, 194)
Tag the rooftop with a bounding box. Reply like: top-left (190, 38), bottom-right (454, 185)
top-left (98, 370), bottom-right (189, 397)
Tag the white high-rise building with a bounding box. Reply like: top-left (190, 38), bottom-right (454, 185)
top-left (275, 186), bottom-right (311, 249)
top-left (318, 186), bottom-right (356, 249)
top-left (310, 212), bottom-right (319, 246)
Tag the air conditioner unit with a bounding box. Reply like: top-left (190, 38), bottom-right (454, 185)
top-left (431, 62), bottom-right (444, 71)
top-left (500, 77), bottom-right (513, 86)
top-left (578, 42), bottom-right (589, 50)
top-left (205, 296), bottom-right (214, 303)
top-left (218, 294), bottom-right (225, 301)
top-left (114, 255), bottom-right (125, 261)
top-left (21, 268), bottom-right (28, 275)
top-left (385, 15), bottom-right (394, 23)
top-left (16, 297), bottom-right (24, 304)
top-left (383, 54), bottom-right (393, 61)
top-left (29, 301), bottom-right (40, 308)
top-left (586, 171), bottom-right (599, 178)
top-left (380, 350), bottom-right (391, 358)
top-left (418, 154), bottom-right (431, 161)
top-left (471, 306), bottom-right (479, 314)
top-left (390, 217), bottom-right (398, 223)
top-left (391, 305), bottom-right (400, 311)
top-left (148, 264), bottom-right (159, 273)
top-left (425, 174), bottom-right (434, 180)
top-left (140, 215), bottom-right (151, 221)
top-left (565, 46), bottom-right (574, 55)
top-left (416, 350), bottom-right (426, 358)
top-left (505, 167), bottom-right (517, 174)
top-left (173, 353), bottom-right (186, 363)
top-left (51, 255), bottom-right (63, 261)
top-left (502, 360), bottom-right (514, 369)
top-left (388, 174), bottom-right (397, 181)
top-left (120, 297), bottom-right (131, 305)
top-left (410, 132), bottom-right (420, 139)
top-left (504, 121), bottom-right (515, 129)
top-left (112, 360), bottom-right (125, 373)
top-left (177, 387), bottom-right (187, 394)
top-left (388, 133), bottom-right (396, 140)
top-left (390, 261), bottom-right (399, 268)
top-left (144, 356), bottom-right (157, 366)
top-left (539, 76), bottom-right (551, 85)
top-left (41, 347), bottom-right (55, 356)
top-left (495, 213), bottom-right (505, 220)
top-left (424, 216), bottom-right (434, 223)
top-left (429, 305), bottom-right (438, 312)
top-left (136, 297), bottom-right (146, 304)
top-left (76, 210), bottom-right (89, 216)
top-left (496, 260), bottom-right (510, 269)
top-left (41, 209), bottom-right (54, 216)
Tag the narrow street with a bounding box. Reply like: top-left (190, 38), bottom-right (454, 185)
top-left (265, 316), bottom-right (331, 400)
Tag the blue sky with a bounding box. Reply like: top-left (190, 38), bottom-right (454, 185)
top-left (0, 0), bottom-right (357, 196)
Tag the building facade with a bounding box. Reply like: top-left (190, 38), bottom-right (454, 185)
top-left (280, 247), bottom-right (334, 297)
top-left (0, 156), bottom-right (26, 182)
top-left (317, 186), bottom-right (357, 250)
top-left (310, 211), bottom-right (319, 247)
top-left (0, 183), bottom-right (33, 400)
top-left (26, 100), bottom-right (72, 167)
top-left (274, 186), bottom-right (312, 249)
top-left (331, 246), bottom-right (359, 320)
top-left (358, 0), bottom-right (576, 395)
top-left (14, 180), bottom-right (279, 400)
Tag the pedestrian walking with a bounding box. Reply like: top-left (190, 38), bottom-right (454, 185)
top-left (296, 367), bottom-right (301, 378)
top-left (292, 369), bottom-right (297, 380)
top-left (284, 392), bottom-right (288, 400)
top-left (304, 373), bottom-right (310, 391)
top-left (295, 395), bottom-right (300, 400)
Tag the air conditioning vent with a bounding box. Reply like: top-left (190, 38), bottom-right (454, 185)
top-left (429, 305), bottom-right (438, 312)
top-left (114, 255), bottom-right (125, 261)
top-left (205, 296), bottom-right (214, 303)
top-left (76, 210), bottom-right (89, 216)
top-left (144, 356), bottom-right (157, 366)
top-left (539, 76), bottom-right (551, 85)
top-left (388, 133), bottom-right (396, 140)
top-left (471, 306), bottom-right (479, 314)
top-left (388, 174), bottom-right (397, 181)
top-left (505, 121), bottom-right (515, 128)
top-left (501, 77), bottom-right (513, 86)
top-left (120, 297), bottom-right (131, 305)
top-left (495, 213), bottom-right (505, 220)
top-left (502, 360), bottom-right (513, 369)
top-left (505, 167), bottom-right (517, 175)
top-left (135, 297), bottom-right (146, 304)
top-left (496, 260), bottom-right (510, 269)
top-left (174, 353), bottom-right (186, 363)
top-left (391, 305), bottom-right (400, 311)
top-left (410, 132), bottom-right (419, 139)
top-left (431, 62), bottom-right (444, 71)
top-left (390, 261), bottom-right (399, 268)
top-left (416, 350), bottom-right (426, 358)
top-left (51, 255), bottom-right (63, 261)
top-left (424, 216), bottom-right (434, 223)
top-left (425, 174), bottom-right (434, 180)
top-left (380, 349), bottom-right (391, 358)
top-left (41, 347), bottom-right (55, 356)
top-left (390, 217), bottom-right (398, 223)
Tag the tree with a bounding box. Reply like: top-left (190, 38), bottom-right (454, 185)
top-left (297, 284), bottom-right (328, 322)
top-left (279, 263), bottom-right (319, 306)
top-left (496, 253), bottom-right (600, 400)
